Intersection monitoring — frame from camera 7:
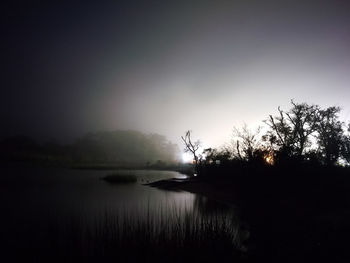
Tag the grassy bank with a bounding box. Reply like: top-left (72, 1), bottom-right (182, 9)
top-left (3, 209), bottom-right (246, 263)
top-left (149, 166), bottom-right (350, 263)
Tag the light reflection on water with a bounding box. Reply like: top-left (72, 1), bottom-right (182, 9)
top-left (0, 166), bottom-right (242, 247)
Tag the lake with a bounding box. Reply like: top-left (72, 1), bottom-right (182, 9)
top-left (0, 165), bottom-right (242, 261)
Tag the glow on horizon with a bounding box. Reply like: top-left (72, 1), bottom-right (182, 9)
top-left (182, 152), bottom-right (193, 163)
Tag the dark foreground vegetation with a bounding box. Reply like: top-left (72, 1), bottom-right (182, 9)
top-left (171, 101), bottom-right (350, 262)
top-left (3, 210), bottom-right (246, 263)
top-left (152, 165), bottom-right (350, 262)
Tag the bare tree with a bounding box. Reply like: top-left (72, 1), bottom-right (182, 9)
top-left (264, 106), bottom-right (293, 150)
top-left (181, 130), bottom-right (201, 175)
top-left (232, 124), bottom-right (263, 162)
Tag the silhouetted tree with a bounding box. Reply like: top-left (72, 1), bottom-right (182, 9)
top-left (341, 123), bottom-right (350, 164)
top-left (232, 125), bottom-right (263, 162)
top-left (315, 107), bottom-right (345, 165)
top-left (264, 100), bottom-right (319, 162)
top-left (202, 148), bottom-right (217, 163)
top-left (181, 130), bottom-right (201, 175)
top-left (203, 147), bottom-right (231, 164)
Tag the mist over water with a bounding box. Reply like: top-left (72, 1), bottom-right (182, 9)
top-left (2, 1), bottom-right (350, 147)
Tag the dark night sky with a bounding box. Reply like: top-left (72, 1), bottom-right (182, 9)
top-left (2, 0), bottom-right (350, 147)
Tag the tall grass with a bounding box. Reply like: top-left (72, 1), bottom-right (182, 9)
top-left (30, 208), bottom-right (247, 262)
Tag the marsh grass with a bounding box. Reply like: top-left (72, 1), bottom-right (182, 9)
top-left (27, 208), bottom-right (246, 263)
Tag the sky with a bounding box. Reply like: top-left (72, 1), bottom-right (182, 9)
top-left (2, 0), bottom-right (350, 149)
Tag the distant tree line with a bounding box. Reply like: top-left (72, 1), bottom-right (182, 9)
top-left (183, 100), bottom-right (350, 176)
top-left (0, 130), bottom-right (180, 166)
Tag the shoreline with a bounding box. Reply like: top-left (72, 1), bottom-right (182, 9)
top-left (147, 175), bottom-right (350, 262)
top-left (146, 178), bottom-right (242, 209)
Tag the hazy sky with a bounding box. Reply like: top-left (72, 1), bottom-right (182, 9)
top-left (2, 0), bottom-right (350, 148)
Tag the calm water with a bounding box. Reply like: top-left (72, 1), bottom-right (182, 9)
top-left (0, 166), bottom-right (235, 219)
top-left (0, 165), bottom-right (239, 251)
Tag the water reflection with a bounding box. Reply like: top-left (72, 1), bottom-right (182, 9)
top-left (193, 195), bottom-right (231, 215)
top-left (0, 166), bottom-right (246, 255)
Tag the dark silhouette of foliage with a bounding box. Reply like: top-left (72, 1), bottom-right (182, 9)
top-left (263, 100), bottom-right (319, 163)
top-left (315, 107), bottom-right (345, 165)
top-left (259, 100), bottom-right (350, 167)
top-left (232, 125), bottom-right (264, 163)
top-left (203, 147), bottom-right (231, 164)
top-left (341, 123), bottom-right (350, 164)
top-left (186, 100), bottom-right (350, 178)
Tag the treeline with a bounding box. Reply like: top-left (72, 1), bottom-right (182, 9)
top-left (187, 100), bottom-right (350, 176)
top-left (0, 130), bottom-right (180, 166)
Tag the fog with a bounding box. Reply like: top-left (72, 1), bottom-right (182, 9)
top-left (2, 0), bottom-right (350, 148)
